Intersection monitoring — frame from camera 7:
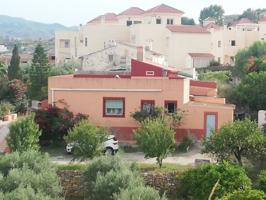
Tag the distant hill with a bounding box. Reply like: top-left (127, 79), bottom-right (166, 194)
top-left (0, 15), bottom-right (77, 40)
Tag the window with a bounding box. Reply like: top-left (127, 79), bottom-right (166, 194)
top-left (146, 71), bottom-right (155, 76)
top-left (108, 55), bottom-right (114, 62)
top-left (141, 100), bottom-right (155, 114)
top-left (126, 20), bottom-right (133, 26)
top-left (218, 40), bottom-right (221, 48)
top-left (103, 98), bottom-right (125, 117)
top-left (231, 40), bottom-right (236, 46)
top-left (218, 57), bottom-right (221, 63)
top-left (134, 21), bottom-right (142, 24)
top-left (156, 18), bottom-right (161, 24)
top-left (64, 40), bottom-right (70, 48)
top-left (167, 19), bottom-right (174, 25)
top-left (85, 37), bottom-right (88, 47)
top-left (165, 101), bottom-right (177, 114)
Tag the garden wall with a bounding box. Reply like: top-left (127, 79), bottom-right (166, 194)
top-left (58, 170), bottom-right (180, 198)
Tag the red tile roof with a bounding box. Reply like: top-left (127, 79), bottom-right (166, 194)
top-left (88, 13), bottom-right (118, 23)
top-left (189, 53), bottom-right (214, 58)
top-left (259, 16), bottom-right (266, 22)
top-left (237, 18), bottom-right (255, 24)
top-left (167, 25), bottom-right (210, 34)
top-left (119, 7), bottom-right (145, 16)
top-left (145, 4), bottom-right (184, 14)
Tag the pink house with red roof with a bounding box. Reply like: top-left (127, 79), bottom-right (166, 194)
top-left (48, 59), bottom-right (235, 143)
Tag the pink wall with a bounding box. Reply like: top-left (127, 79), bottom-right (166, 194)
top-left (48, 74), bottom-right (234, 143)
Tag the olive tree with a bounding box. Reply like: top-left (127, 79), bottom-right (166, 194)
top-left (64, 120), bottom-right (107, 160)
top-left (134, 117), bottom-right (175, 168)
top-left (202, 118), bottom-right (266, 166)
top-left (219, 189), bottom-right (266, 200)
top-left (7, 113), bottom-right (41, 152)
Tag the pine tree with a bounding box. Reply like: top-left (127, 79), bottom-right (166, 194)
top-left (7, 45), bottom-right (20, 80)
top-left (29, 44), bottom-right (50, 100)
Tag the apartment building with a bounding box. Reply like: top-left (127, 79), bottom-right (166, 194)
top-left (48, 59), bottom-right (235, 143)
top-left (55, 3), bottom-right (266, 72)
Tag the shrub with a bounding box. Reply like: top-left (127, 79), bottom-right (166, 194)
top-left (115, 186), bottom-right (167, 200)
top-left (65, 120), bottom-right (107, 160)
top-left (0, 151), bottom-right (61, 199)
top-left (202, 118), bottom-right (266, 166)
top-left (179, 162), bottom-right (251, 200)
top-left (7, 113), bottom-right (41, 152)
top-left (93, 169), bottom-right (143, 200)
top-left (35, 107), bottom-right (88, 143)
top-left (84, 156), bottom-right (130, 184)
top-left (258, 170), bottom-right (266, 193)
top-left (0, 102), bottom-right (13, 119)
top-left (177, 136), bottom-right (194, 152)
top-left (131, 107), bottom-right (164, 123)
top-left (134, 118), bottom-right (175, 167)
top-left (219, 189), bottom-right (266, 200)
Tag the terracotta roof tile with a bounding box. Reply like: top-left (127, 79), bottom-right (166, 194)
top-left (88, 13), bottom-right (118, 24)
top-left (237, 18), bottom-right (255, 24)
top-left (119, 7), bottom-right (145, 16)
top-left (167, 25), bottom-right (210, 34)
top-left (145, 4), bottom-right (184, 14)
top-left (259, 16), bottom-right (266, 22)
top-left (189, 53), bottom-right (214, 58)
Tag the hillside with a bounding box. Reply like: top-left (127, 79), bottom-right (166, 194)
top-left (0, 15), bottom-right (77, 40)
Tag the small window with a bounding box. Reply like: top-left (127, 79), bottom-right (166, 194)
top-left (156, 18), bottom-right (161, 24)
top-left (108, 55), bottom-right (114, 62)
top-left (167, 19), bottom-right (174, 25)
top-left (141, 100), bottom-right (155, 114)
top-left (85, 37), bottom-right (88, 47)
top-left (165, 101), bottom-right (177, 114)
top-left (231, 40), bottom-right (236, 46)
top-left (134, 21), bottom-right (142, 24)
top-left (64, 40), bottom-right (70, 48)
top-left (218, 57), bottom-right (221, 63)
top-left (146, 71), bottom-right (154, 76)
top-left (218, 41), bottom-right (221, 48)
top-left (126, 20), bottom-right (133, 26)
top-left (103, 98), bottom-right (125, 117)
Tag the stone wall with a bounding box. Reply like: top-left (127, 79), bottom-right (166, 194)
top-left (58, 170), bottom-right (180, 198)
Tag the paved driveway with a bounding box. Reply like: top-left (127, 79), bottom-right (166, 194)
top-left (50, 144), bottom-right (212, 166)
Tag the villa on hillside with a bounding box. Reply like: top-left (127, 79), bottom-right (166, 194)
top-left (55, 3), bottom-right (266, 77)
top-left (48, 59), bottom-right (235, 143)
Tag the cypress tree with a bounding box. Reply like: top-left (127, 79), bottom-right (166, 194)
top-left (7, 45), bottom-right (20, 80)
top-left (29, 44), bottom-right (50, 100)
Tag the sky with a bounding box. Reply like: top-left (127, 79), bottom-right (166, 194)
top-left (0, 0), bottom-right (266, 26)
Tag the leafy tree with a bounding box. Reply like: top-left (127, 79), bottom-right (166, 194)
top-left (233, 41), bottom-right (266, 78)
top-left (179, 162), bottom-right (252, 200)
top-left (134, 118), bottom-right (175, 167)
top-left (0, 151), bottom-right (62, 199)
top-left (202, 118), bottom-right (266, 166)
top-left (0, 102), bottom-right (13, 119)
top-left (181, 17), bottom-right (195, 25)
top-left (29, 44), bottom-right (50, 100)
top-left (6, 79), bottom-right (27, 113)
top-left (7, 45), bottom-right (20, 80)
top-left (35, 106), bottom-right (87, 143)
top-left (199, 5), bottom-right (225, 25)
top-left (239, 8), bottom-right (266, 22)
top-left (7, 114), bottom-right (41, 152)
top-left (64, 120), bottom-right (107, 160)
top-left (115, 186), bottom-right (167, 200)
top-left (235, 72), bottom-right (266, 113)
top-left (219, 189), bottom-right (266, 200)
top-left (198, 71), bottom-right (231, 84)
